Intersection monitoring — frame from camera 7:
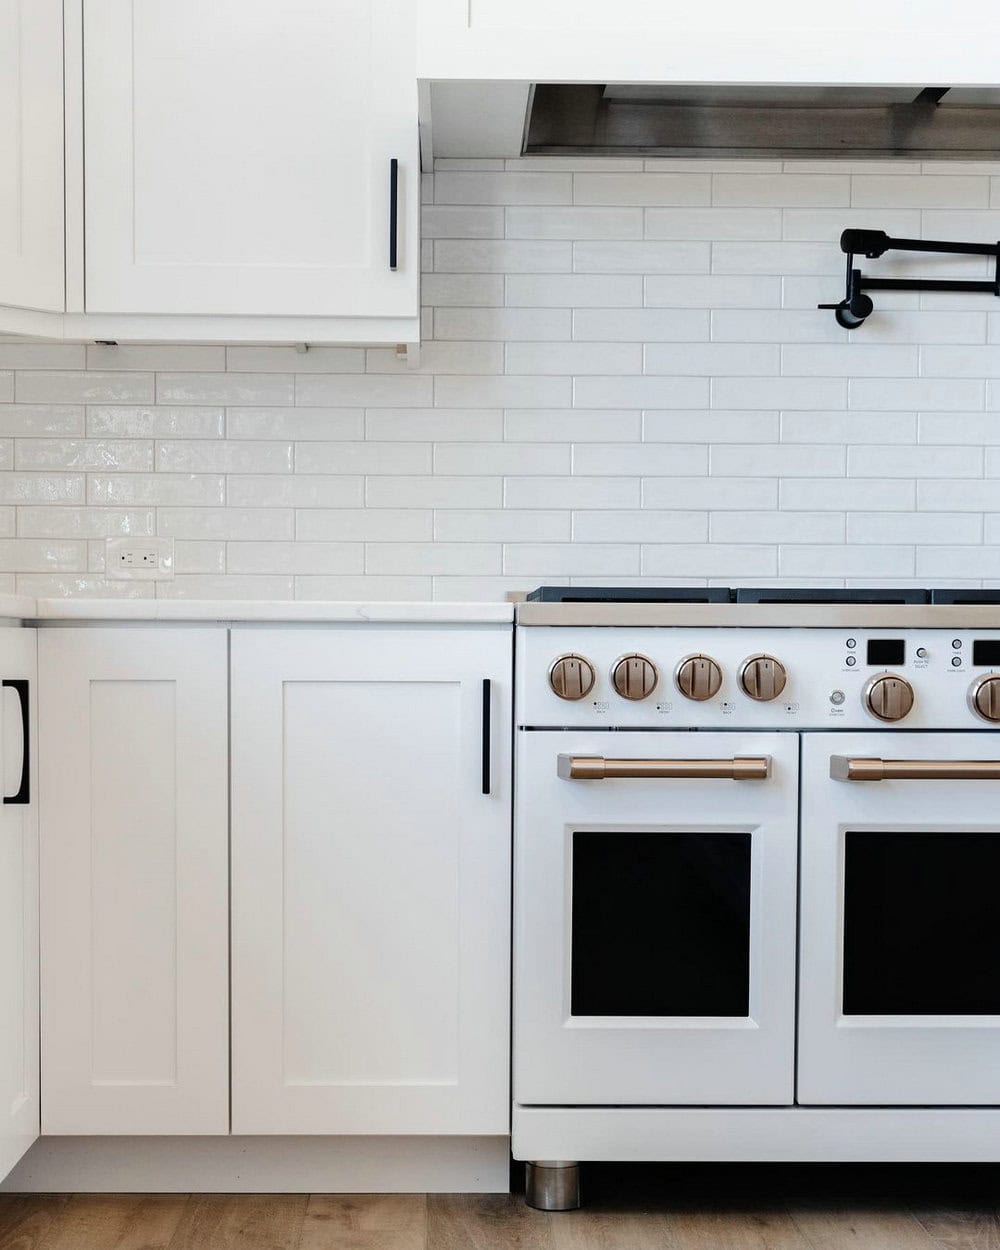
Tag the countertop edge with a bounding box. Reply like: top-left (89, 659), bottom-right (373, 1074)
top-left (30, 599), bottom-right (515, 624)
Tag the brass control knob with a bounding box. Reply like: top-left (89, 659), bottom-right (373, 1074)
top-left (675, 654), bottom-right (723, 702)
top-left (970, 673), bottom-right (1000, 723)
top-left (739, 654), bottom-right (787, 702)
top-left (864, 672), bottom-right (914, 722)
top-left (548, 654), bottom-right (596, 701)
top-left (611, 653), bottom-right (658, 700)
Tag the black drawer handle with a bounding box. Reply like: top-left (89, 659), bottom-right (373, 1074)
top-left (389, 157), bottom-right (399, 271)
top-left (481, 679), bottom-right (491, 796)
top-left (3, 679), bottom-right (29, 805)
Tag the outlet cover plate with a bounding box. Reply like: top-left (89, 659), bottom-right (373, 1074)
top-left (106, 536), bottom-right (174, 580)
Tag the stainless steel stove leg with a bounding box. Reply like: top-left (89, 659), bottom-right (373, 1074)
top-left (525, 1160), bottom-right (581, 1210)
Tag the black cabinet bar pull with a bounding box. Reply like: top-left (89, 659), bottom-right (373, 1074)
top-left (3, 679), bottom-right (29, 805)
top-left (389, 158), bottom-right (399, 271)
top-left (481, 678), bottom-right (491, 796)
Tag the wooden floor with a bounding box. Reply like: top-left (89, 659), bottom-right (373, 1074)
top-left (2, 1163), bottom-right (1000, 1248)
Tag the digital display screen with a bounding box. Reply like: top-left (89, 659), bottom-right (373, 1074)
top-left (973, 640), bottom-right (1000, 666)
top-left (867, 639), bottom-right (905, 666)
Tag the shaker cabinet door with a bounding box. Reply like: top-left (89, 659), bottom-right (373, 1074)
top-left (0, 0), bottom-right (64, 312)
top-left (83, 0), bottom-right (418, 318)
top-left (0, 629), bottom-right (37, 1181)
top-left (231, 625), bottom-right (511, 1136)
top-left (39, 628), bottom-right (229, 1135)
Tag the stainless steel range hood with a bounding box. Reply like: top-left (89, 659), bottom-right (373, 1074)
top-left (524, 84), bottom-right (1000, 159)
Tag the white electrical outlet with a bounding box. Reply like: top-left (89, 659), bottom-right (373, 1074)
top-left (106, 536), bottom-right (174, 580)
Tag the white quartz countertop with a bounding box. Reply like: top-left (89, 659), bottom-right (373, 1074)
top-left (21, 598), bottom-right (514, 624)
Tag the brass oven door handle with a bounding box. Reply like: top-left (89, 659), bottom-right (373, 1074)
top-left (558, 755), bottom-right (771, 781)
top-left (831, 756), bottom-right (1000, 781)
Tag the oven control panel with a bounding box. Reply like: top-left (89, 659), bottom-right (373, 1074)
top-left (518, 626), bottom-right (1000, 728)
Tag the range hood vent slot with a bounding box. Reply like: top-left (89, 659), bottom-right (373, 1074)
top-left (524, 84), bottom-right (1000, 159)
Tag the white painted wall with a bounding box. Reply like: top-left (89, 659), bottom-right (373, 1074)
top-left (1, 157), bottom-right (999, 601)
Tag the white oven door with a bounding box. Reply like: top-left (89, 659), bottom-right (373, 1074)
top-left (514, 731), bottom-right (798, 1106)
top-left (799, 732), bottom-right (1000, 1105)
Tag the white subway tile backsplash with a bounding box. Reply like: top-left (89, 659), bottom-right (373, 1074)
top-left (507, 207), bottom-right (642, 240)
top-left (645, 344), bottom-right (779, 376)
top-left (852, 176), bottom-right (990, 208)
top-left (573, 242), bottom-right (710, 273)
top-left (643, 477), bottom-right (778, 510)
top-left (711, 377), bottom-right (847, 410)
top-left (849, 445), bottom-right (984, 478)
top-left (645, 208), bottom-right (781, 240)
top-left (506, 274), bottom-right (642, 307)
top-left (0, 406), bottom-right (85, 436)
top-left (506, 342), bottom-right (641, 376)
top-left (645, 275), bottom-right (780, 308)
top-left (157, 441), bottom-right (293, 474)
top-left (15, 439), bottom-right (153, 472)
top-left (7, 157), bottom-right (1000, 598)
top-left (295, 442), bottom-right (431, 475)
top-left (89, 406), bottom-right (226, 439)
top-left (711, 444), bottom-right (846, 477)
top-left (575, 174), bottom-right (710, 207)
top-left (16, 372), bottom-right (153, 404)
top-left (505, 410), bottom-right (642, 443)
top-left (573, 308), bottom-right (710, 342)
top-left (574, 376), bottom-right (709, 409)
top-left (434, 308), bottom-right (572, 341)
top-left (434, 443), bottom-right (570, 476)
top-left (713, 175), bottom-right (850, 207)
top-left (435, 172), bottom-right (572, 205)
top-left (573, 444), bottom-right (708, 476)
top-left (434, 240), bottom-right (571, 273)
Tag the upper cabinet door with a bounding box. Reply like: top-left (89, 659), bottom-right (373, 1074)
top-left (0, 1), bottom-right (64, 312)
top-left (0, 630), bottom-right (37, 1182)
top-left (83, 0), bottom-right (418, 318)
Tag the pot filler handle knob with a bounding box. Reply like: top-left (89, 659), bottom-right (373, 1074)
top-left (548, 654), bottom-right (596, 701)
top-left (675, 654), bottom-right (723, 701)
top-left (864, 672), bottom-right (914, 722)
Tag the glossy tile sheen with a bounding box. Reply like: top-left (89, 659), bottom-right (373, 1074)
top-left (2, 159), bottom-right (1000, 597)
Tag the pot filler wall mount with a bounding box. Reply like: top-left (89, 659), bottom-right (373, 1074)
top-left (819, 228), bottom-right (1000, 327)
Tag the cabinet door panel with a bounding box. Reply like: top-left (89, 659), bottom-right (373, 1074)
top-left (84, 0), bottom-right (418, 317)
top-left (39, 628), bottom-right (228, 1135)
top-left (231, 626), bottom-right (511, 1135)
top-left (0, 629), bottom-right (37, 1181)
top-left (0, 0), bottom-right (64, 312)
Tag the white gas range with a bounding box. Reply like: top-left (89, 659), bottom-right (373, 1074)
top-left (513, 587), bottom-right (1000, 1211)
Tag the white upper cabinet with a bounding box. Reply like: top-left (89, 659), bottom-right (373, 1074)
top-left (83, 0), bottom-right (419, 320)
top-left (0, 629), bottom-right (38, 1181)
top-left (231, 625), bottom-right (511, 1136)
top-left (39, 628), bottom-right (229, 1136)
top-left (0, 1), bottom-right (64, 313)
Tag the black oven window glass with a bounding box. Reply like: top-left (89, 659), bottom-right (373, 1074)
top-left (570, 830), bottom-right (752, 1017)
top-left (844, 831), bottom-right (1000, 1015)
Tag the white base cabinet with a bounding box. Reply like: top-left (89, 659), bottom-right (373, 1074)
top-left (231, 625), bottom-right (511, 1136)
top-left (0, 628), bottom-right (37, 1181)
top-left (39, 628), bottom-right (229, 1135)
